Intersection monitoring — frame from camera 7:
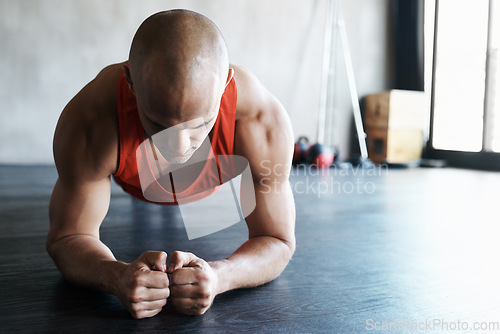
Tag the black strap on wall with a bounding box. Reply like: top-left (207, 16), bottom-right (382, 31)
top-left (392, 0), bottom-right (425, 91)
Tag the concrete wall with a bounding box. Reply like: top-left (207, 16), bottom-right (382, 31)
top-left (0, 0), bottom-right (392, 164)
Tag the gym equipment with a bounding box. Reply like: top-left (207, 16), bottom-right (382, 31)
top-left (293, 0), bottom-right (372, 168)
top-left (293, 136), bottom-right (310, 165)
top-left (306, 143), bottom-right (335, 169)
top-left (319, 0), bottom-right (372, 167)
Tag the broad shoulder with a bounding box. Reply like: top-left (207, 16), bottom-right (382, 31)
top-left (232, 64), bottom-right (294, 180)
top-left (53, 62), bottom-right (125, 183)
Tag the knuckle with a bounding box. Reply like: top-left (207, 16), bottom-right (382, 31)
top-left (199, 299), bottom-right (211, 309)
top-left (195, 271), bottom-right (209, 282)
top-left (129, 293), bottom-right (142, 304)
top-left (130, 302), bottom-right (141, 313)
top-left (127, 290), bottom-right (141, 303)
top-left (133, 310), bottom-right (147, 319)
top-left (130, 272), bottom-right (146, 287)
top-left (198, 285), bottom-right (212, 299)
top-left (195, 306), bottom-right (208, 315)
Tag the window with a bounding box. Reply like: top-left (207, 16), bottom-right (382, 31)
top-left (426, 0), bottom-right (500, 169)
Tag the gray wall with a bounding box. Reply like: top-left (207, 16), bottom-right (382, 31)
top-left (0, 0), bottom-right (392, 164)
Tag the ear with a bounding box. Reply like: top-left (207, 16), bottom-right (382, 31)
top-left (121, 63), bottom-right (135, 95)
top-left (225, 67), bottom-right (234, 88)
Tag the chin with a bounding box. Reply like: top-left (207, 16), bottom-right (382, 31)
top-left (165, 150), bottom-right (197, 164)
top-left (163, 145), bottom-right (203, 164)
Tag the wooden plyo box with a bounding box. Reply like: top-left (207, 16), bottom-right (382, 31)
top-left (364, 90), bottom-right (426, 164)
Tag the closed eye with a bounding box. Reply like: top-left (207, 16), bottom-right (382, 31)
top-left (191, 114), bottom-right (217, 129)
top-left (190, 120), bottom-right (211, 130)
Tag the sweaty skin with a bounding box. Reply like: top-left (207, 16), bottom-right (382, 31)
top-left (47, 10), bottom-right (295, 318)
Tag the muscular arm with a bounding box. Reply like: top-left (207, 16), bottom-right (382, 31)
top-left (168, 65), bottom-right (296, 314)
top-left (47, 141), bottom-right (123, 295)
top-left (47, 66), bottom-right (120, 291)
top-left (47, 64), bottom-right (170, 319)
top-left (212, 65), bottom-right (296, 292)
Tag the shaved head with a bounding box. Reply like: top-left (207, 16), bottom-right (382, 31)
top-left (127, 9), bottom-right (230, 127)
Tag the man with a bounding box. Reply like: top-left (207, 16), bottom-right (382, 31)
top-left (47, 9), bottom-right (295, 319)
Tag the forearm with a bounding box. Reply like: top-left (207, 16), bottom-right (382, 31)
top-left (209, 236), bottom-right (295, 295)
top-left (47, 234), bottom-right (126, 295)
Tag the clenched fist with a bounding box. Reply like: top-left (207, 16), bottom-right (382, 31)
top-left (116, 251), bottom-right (170, 319)
top-left (167, 251), bottom-right (219, 315)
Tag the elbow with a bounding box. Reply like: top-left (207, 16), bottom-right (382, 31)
top-left (46, 234), bottom-right (57, 260)
top-left (286, 237), bottom-right (296, 259)
top-left (45, 230), bottom-right (68, 261)
top-left (276, 235), bottom-right (295, 261)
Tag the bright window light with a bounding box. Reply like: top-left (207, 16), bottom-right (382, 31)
top-left (432, 0), bottom-right (489, 152)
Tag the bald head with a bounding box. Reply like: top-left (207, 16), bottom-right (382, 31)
top-left (125, 10), bottom-right (232, 160)
top-left (128, 10), bottom-right (229, 110)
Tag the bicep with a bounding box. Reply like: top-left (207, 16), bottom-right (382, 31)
top-left (48, 100), bottom-right (114, 243)
top-left (48, 175), bottom-right (111, 243)
top-left (233, 66), bottom-right (296, 245)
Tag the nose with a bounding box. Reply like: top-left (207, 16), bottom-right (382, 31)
top-left (167, 129), bottom-right (191, 156)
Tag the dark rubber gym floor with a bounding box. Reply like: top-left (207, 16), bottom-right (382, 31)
top-left (1, 165), bottom-right (499, 333)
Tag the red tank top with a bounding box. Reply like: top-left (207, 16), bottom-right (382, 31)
top-left (112, 72), bottom-right (238, 205)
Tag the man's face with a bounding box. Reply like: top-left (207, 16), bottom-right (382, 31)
top-left (148, 113), bottom-right (218, 164)
top-left (135, 68), bottom-right (223, 164)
